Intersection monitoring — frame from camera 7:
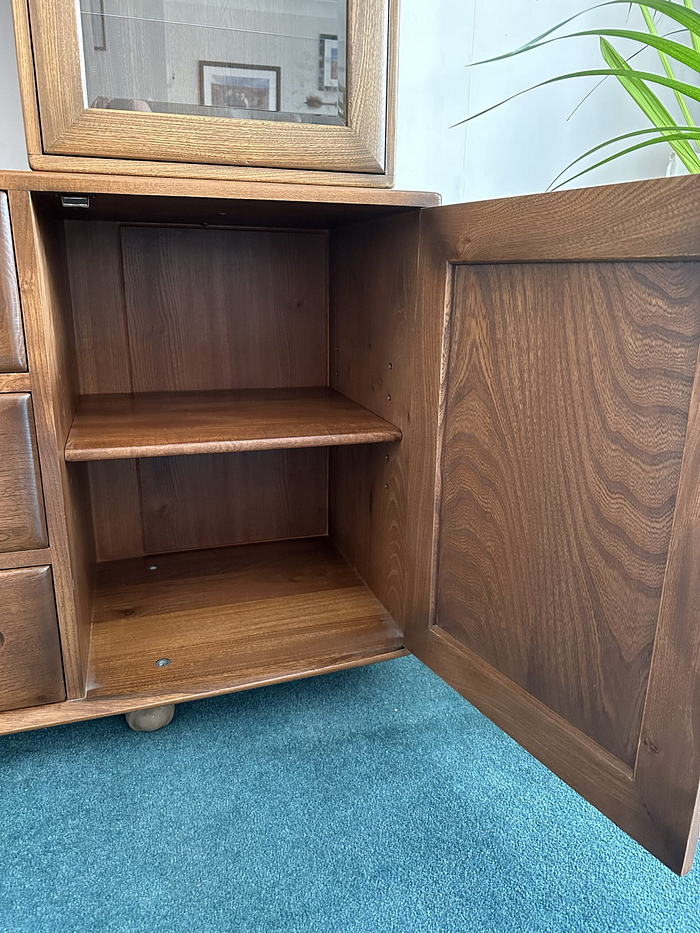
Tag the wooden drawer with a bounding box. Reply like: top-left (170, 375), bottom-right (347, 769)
top-left (0, 394), bottom-right (48, 552)
top-left (0, 193), bottom-right (26, 372)
top-left (0, 566), bottom-right (65, 711)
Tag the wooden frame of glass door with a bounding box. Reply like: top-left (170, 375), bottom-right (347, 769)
top-left (13, 0), bottom-right (397, 187)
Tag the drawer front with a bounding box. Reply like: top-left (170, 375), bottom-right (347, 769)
top-left (0, 193), bottom-right (26, 372)
top-left (0, 394), bottom-right (48, 552)
top-left (0, 566), bottom-right (65, 711)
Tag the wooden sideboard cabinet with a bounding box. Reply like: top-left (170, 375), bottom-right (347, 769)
top-left (1, 170), bottom-right (700, 876)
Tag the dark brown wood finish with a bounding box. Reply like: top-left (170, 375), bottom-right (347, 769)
top-left (66, 388), bottom-right (401, 461)
top-left (0, 193), bottom-right (26, 372)
top-left (86, 449), bottom-right (328, 562)
top-left (0, 566), bottom-right (65, 711)
top-left (329, 210), bottom-right (426, 631)
top-left (0, 393), bottom-right (48, 552)
top-left (88, 537), bottom-right (403, 698)
top-left (413, 181), bottom-right (700, 874)
top-left (8, 190), bottom-right (95, 698)
top-left (120, 226), bottom-right (328, 393)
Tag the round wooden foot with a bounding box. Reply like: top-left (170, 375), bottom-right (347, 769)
top-left (125, 704), bottom-right (175, 732)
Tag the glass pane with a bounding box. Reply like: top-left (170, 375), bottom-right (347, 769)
top-left (79, 0), bottom-right (347, 126)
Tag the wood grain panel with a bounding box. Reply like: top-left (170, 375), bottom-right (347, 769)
top-left (8, 191), bottom-right (95, 697)
top-left (0, 566), bottom-right (65, 711)
top-left (64, 220), bottom-right (132, 395)
top-left (0, 192), bottom-right (26, 372)
top-left (329, 210), bottom-right (423, 630)
top-left (0, 647), bottom-right (409, 736)
top-left (121, 226), bottom-right (327, 393)
top-left (66, 388), bottom-right (401, 461)
top-left (87, 459), bottom-right (144, 562)
top-left (21, 0), bottom-right (394, 177)
top-left (87, 538), bottom-right (402, 698)
top-left (140, 449), bottom-right (327, 554)
top-left (435, 262), bottom-right (700, 766)
top-left (0, 394), bottom-right (48, 552)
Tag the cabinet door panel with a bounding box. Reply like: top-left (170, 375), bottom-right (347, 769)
top-left (0, 193), bottom-right (26, 372)
top-left (0, 394), bottom-right (48, 552)
top-left (412, 176), bottom-right (700, 875)
top-left (0, 566), bottom-right (65, 711)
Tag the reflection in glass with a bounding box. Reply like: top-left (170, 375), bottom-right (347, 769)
top-left (79, 0), bottom-right (347, 126)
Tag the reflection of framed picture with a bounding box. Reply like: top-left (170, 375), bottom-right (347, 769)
top-left (319, 35), bottom-right (339, 91)
top-left (199, 61), bottom-right (281, 112)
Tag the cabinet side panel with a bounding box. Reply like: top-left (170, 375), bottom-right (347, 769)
top-left (329, 210), bottom-right (427, 629)
top-left (436, 261), bottom-right (700, 767)
top-left (0, 193), bottom-right (27, 372)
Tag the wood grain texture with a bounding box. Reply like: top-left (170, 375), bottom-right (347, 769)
top-left (329, 210), bottom-right (422, 630)
top-left (0, 192), bottom-right (26, 372)
top-left (21, 0), bottom-right (393, 177)
top-left (139, 450), bottom-right (327, 554)
top-left (87, 450), bottom-right (328, 562)
top-left (0, 394), bottom-right (48, 552)
top-left (8, 190), bottom-right (96, 698)
top-left (87, 537), bottom-right (403, 698)
top-left (120, 226), bottom-right (327, 393)
top-left (0, 169), bottom-right (438, 207)
top-left (413, 189), bottom-right (700, 873)
top-left (435, 262), bottom-right (700, 766)
top-left (0, 547), bottom-right (54, 571)
top-left (0, 566), bottom-right (65, 712)
top-left (636, 342), bottom-right (700, 874)
top-left (422, 175), bottom-right (700, 263)
top-left (66, 388), bottom-right (402, 461)
top-left (0, 373), bottom-right (31, 392)
top-left (0, 647), bottom-right (409, 736)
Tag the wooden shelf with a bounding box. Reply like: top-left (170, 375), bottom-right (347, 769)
top-left (87, 537), bottom-right (404, 699)
top-left (66, 387), bottom-right (401, 461)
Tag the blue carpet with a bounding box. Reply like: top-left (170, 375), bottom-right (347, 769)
top-left (1, 654), bottom-right (699, 933)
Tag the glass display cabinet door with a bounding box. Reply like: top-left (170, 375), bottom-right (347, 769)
top-left (23, 0), bottom-right (394, 177)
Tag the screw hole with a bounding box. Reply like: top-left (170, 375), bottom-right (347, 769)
top-left (386, 455), bottom-right (390, 462)
top-left (155, 658), bottom-right (171, 668)
top-left (388, 362), bottom-right (393, 370)
top-left (387, 394), bottom-right (391, 401)
top-left (384, 483), bottom-right (389, 490)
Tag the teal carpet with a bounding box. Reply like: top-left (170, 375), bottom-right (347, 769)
top-left (1, 654), bottom-right (699, 932)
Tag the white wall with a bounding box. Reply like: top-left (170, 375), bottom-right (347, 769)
top-left (394, 0), bottom-right (689, 201)
top-left (0, 0), bottom-right (690, 198)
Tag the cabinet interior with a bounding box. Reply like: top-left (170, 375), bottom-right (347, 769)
top-left (31, 191), bottom-right (424, 700)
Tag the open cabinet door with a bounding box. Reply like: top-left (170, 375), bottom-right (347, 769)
top-left (407, 177), bottom-right (700, 875)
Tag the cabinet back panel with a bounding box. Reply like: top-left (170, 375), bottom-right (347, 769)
top-left (88, 448), bottom-right (327, 562)
top-left (65, 219), bottom-right (329, 557)
top-left (435, 261), bottom-right (700, 767)
top-left (65, 221), bottom-right (328, 394)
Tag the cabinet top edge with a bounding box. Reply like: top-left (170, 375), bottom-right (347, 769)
top-left (0, 171), bottom-right (441, 209)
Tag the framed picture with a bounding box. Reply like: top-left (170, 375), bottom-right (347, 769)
top-left (319, 35), bottom-right (339, 91)
top-left (199, 61), bottom-right (281, 112)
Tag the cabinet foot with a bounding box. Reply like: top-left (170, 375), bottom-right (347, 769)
top-left (125, 704), bottom-right (175, 732)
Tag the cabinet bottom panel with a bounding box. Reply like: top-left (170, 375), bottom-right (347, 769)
top-left (87, 537), bottom-right (403, 700)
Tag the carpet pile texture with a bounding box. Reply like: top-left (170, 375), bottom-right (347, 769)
top-left (1, 655), bottom-right (699, 932)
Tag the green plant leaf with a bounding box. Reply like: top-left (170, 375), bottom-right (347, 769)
top-left (553, 132), bottom-right (700, 188)
top-left (685, 0), bottom-right (700, 52)
top-left (453, 67), bottom-right (700, 128)
top-left (469, 0), bottom-right (700, 66)
top-left (549, 125), bottom-right (700, 186)
top-left (599, 37), bottom-right (700, 170)
top-left (640, 5), bottom-right (697, 134)
top-left (469, 28), bottom-right (700, 76)
top-left (548, 126), bottom-right (700, 187)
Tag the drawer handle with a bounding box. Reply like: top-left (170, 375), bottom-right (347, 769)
top-left (0, 632), bottom-right (4, 649)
